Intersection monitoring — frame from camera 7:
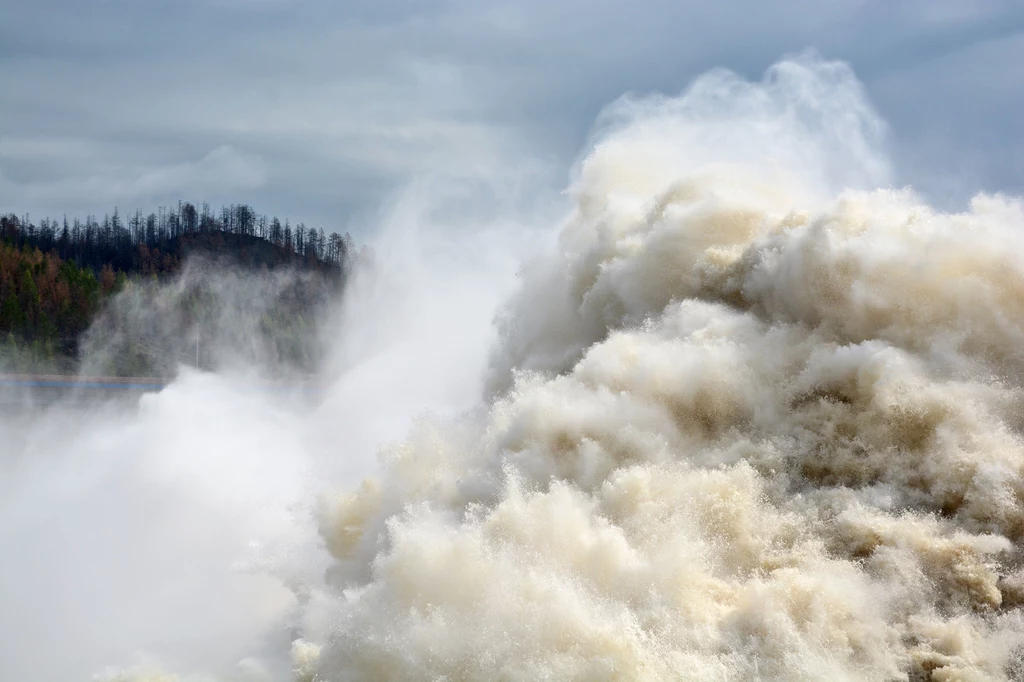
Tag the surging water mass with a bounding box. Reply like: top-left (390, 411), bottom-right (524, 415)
top-left (5, 53), bottom-right (1024, 682)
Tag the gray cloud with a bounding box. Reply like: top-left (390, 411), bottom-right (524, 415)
top-left (1, 0), bottom-right (1022, 231)
top-left (0, 145), bottom-right (267, 209)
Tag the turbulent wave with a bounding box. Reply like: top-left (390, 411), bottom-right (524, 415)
top-left (303, 54), bottom-right (1024, 681)
top-left (7, 52), bottom-right (1024, 681)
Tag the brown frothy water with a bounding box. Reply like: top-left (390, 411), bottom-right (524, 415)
top-left (307, 56), bottom-right (1024, 681)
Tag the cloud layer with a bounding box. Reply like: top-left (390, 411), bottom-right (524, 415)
top-left (1, 0), bottom-right (1023, 230)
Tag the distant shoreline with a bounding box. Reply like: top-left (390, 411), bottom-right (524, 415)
top-left (0, 373), bottom-right (322, 392)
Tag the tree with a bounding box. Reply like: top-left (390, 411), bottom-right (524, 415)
top-left (146, 213), bottom-right (157, 245)
top-left (59, 216), bottom-right (70, 254)
top-left (270, 217), bottom-right (282, 245)
top-left (0, 293), bottom-right (23, 332)
top-left (182, 202), bottom-right (198, 234)
top-left (100, 264), bottom-right (117, 294)
top-left (19, 268), bottom-right (40, 325)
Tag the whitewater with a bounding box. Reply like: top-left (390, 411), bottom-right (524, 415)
top-left (4, 52), bottom-right (1024, 681)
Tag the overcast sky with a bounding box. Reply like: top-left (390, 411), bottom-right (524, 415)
top-left (2, 0), bottom-right (1023, 234)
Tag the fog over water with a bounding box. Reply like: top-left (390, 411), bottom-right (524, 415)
top-left (4, 53), bottom-right (1024, 681)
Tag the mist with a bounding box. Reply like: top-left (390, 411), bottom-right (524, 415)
top-left (5, 51), bottom-right (1024, 681)
top-left (0, 169), bottom-right (550, 680)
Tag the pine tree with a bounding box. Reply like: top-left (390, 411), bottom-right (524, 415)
top-left (1, 292), bottom-right (23, 333)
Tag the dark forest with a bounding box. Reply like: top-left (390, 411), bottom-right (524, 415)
top-left (0, 202), bottom-right (356, 374)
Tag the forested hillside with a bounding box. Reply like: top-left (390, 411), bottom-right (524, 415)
top-left (0, 202), bottom-right (356, 374)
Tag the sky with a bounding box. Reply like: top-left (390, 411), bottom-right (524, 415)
top-left (1, 0), bottom-right (1023, 235)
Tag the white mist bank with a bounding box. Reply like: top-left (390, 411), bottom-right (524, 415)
top-left (5, 51), bottom-right (1024, 681)
top-left (0, 177), bottom-right (544, 681)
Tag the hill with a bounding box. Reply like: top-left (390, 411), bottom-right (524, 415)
top-left (0, 203), bottom-right (356, 375)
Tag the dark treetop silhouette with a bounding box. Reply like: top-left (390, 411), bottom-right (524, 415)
top-left (0, 202), bottom-right (358, 376)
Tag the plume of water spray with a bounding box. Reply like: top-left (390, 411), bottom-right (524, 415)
top-left (5, 51), bottom-right (1024, 682)
top-left (0, 171), bottom-right (547, 681)
top-left (303, 53), bottom-right (1024, 681)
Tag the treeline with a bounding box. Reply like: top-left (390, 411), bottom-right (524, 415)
top-left (0, 202), bottom-right (357, 373)
top-left (0, 242), bottom-right (112, 370)
top-left (1, 201), bottom-right (355, 275)
top-left (82, 266), bottom-right (337, 378)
